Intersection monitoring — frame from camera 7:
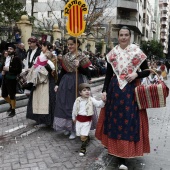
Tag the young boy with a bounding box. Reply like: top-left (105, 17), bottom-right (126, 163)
top-left (72, 83), bottom-right (105, 156)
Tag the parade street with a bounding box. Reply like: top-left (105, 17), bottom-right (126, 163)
top-left (0, 77), bottom-right (170, 170)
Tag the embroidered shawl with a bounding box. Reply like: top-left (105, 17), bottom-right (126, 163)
top-left (106, 44), bottom-right (147, 89)
top-left (74, 97), bottom-right (94, 116)
top-left (62, 51), bottom-right (91, 72)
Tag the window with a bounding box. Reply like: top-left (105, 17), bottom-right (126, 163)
top-left (144, 0), bottom-right (146, 9)
top-left (61, 10), bottom-right (64, 18)
top-left (48, 11), bottom-right (52, 18)
top-left (146, 29), bottom-right (148, 38)
top-left (142, 27), bottom-right (145, 36)
top-left (143, 13), bottom-right (145, 23)
top-left (147, 15), bottom-right (149, 25)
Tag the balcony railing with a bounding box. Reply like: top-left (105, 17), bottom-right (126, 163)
top-left (117, 0), bottom-right (138, 11)
top-left (161, 20), bottom-right (168, 25)
top-left (161, 13), bottom-right (168, 18)
top-left (161, 27), bottom-right (168, 32)
top-left (162, 0), bottom-right (169, 5)
top-left (161, 35), bottom-right (167, 40)
top-left (161, 7), bottom-right (169, 11)
top-left (115, 16), bottom-right (138, 27)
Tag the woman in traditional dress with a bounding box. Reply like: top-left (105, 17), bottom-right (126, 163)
top-left (53, 36), bottom-right (97, 139)
top-left (26, 41), bottom-right (57, 127)
top-left (95, 26), bottom-right (150, 170)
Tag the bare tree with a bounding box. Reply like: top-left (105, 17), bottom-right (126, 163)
top-left (31, 0), bottom-right (114, 39)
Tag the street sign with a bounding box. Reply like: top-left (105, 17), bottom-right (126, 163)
top-left (64, 0), bottom-right (88, 37)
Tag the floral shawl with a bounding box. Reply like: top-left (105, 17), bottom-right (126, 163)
top-left (106, 44), bottom-right (147, 89)
top-left (62, 51), bottom-right (91, 72)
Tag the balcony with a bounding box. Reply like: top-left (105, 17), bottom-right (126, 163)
top-left (161, 20), bottom-right (168, 26)
top-left (151, 21), bottom-right (157, 33)
top-left (163, 49), bottom-right (168, 54)
top-left (161, 13), bottom-right (168, 18)
top-left (162, 0), bottom-right (169, 5)
top-left (161, 7), bottom-right (169, 12)
top-left (161, 35), bottom-right (167, 40)
top-left (162, 42), bottom-right (167, 47)
top-left (117, 0), bottom-right (138, 11)
top-left (113, 16), bottom-right (138, 27)
top-left (161, 28), bottom-right (168, 33)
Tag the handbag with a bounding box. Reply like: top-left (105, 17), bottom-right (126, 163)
top-left (16, 70), bottom-right (29, 88)
top-left (135, 69), bottom-right (169, 110)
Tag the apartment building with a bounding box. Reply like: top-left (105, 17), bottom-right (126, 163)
top-left (142, 0), bottom-right (155, 41)
top-left (103, 0), bottom-right (143, 45)
top-left (159, 0), bottom-right (170, 54)
top-left (26, 0), bottom-right (65, 28)
top-left (25, 0), bottom-right (162, 47)
top-left (150, 0), bottom-right (161, 41)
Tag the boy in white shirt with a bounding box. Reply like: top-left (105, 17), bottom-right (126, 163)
top-left (72, 83), bottom-right (105, 156)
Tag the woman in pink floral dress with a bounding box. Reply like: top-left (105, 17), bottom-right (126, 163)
top-left (95, 26), bottom-right (150, 170)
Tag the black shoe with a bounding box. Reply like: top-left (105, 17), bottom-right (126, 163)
top-left (8, 109), bottom-right (16, 117)
top-left (79, 145), bottom-right (86, 156)
top-left (6, 106), bottom-right (12, 113)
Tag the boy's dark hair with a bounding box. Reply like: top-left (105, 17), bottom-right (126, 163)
top-left (79, 83), bottom-right (91, 92)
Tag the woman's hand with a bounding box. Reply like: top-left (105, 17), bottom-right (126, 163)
top-left (54, 85), bottom-right (58, 92)
top-left (102, 92), bottom-right (107, 102)
top-left (74, 60), bottom-right (79, 67)
top-left (126, 73), bottom-right (138, 83)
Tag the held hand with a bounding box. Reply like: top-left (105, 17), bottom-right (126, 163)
top-left (126, 73), bottom-right (138, 83)
top-left (54, 85), bottom-right (58, 92)
top-left (88, 80), bottom-right (92, 84)
top-left (74, 60), bottom-right (79, 67)
top-left (102, 92), bottom-right (107, 102)
top-left (3, 66), bottom-right (9, 71)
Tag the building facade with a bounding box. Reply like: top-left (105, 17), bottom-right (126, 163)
top-left (25, 0), bottom-right (164, 50)
top-left (142, 0), bottom-right (155, 41)
top-left (159, 0), bottom-right (170, 54)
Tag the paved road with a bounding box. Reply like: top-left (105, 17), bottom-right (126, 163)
top-left (0, 77), bottom-right (170, 170)
top-left (0, 85), bottom-right (104, 170)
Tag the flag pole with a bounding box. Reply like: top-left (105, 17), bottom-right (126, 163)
top-left (76, 37), bottom-right (78, 98)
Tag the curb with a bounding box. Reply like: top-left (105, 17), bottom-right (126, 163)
top-left (0, 77), bottom-right (105, 113)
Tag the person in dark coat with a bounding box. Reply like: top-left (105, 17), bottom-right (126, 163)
top-left (0, 43), bottom-right (22, 117)
top-left (23, 37), bottom-right (41, 96)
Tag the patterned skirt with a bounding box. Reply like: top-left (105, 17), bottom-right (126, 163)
top-left (95, 76), bottom-right (150, 158)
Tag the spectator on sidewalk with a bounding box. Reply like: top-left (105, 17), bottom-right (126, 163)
top-left (53, 36), bottom-right (98, 140)
top-left (26, 41), bottom-right (56, 127)
top-left (15, 43), bottom-right (27, 62)
top-left (95, 26), bottom-right (150, 170)
top-left (72, 83), bottom-right (105, 156)
top-left (22, 37), bottom-right (41, 96)
top-left (15, 31), bottom-right (21, 44)
top-left (0, 43), bottom-right (22, 117)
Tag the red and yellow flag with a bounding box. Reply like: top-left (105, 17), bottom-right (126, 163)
top-left (64, 0), bottom-right (88, 37)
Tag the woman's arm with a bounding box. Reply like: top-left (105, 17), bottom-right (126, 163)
top-left (102, 62), bottom-right (113, 93)
top-left (136, 60), bottom-right (150, 78)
